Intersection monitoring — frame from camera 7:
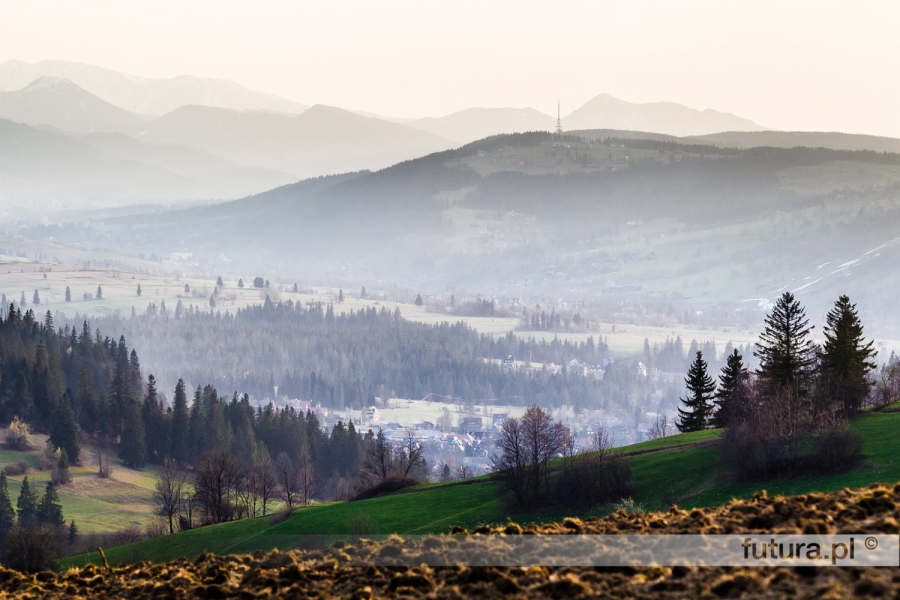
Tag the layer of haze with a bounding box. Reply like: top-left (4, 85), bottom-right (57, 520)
top-left (1, 1), bottom-right (899, 136)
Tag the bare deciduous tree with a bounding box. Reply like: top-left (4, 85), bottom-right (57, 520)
top-left (255, 451), bottom-right (277, 516)
top-left (397, 427), bottom-right (426, 478)
top-left (194, 451), bottom-right (240, 524)
top-left (649, 415), bottom-right (669, 440)
top-left (274, 452), bottom-right (300, 509)
top-left (95, 436), bottom-right (112, 479)
top-left (296, 455), bottom-right (316, 506)
top-left (455, 465), bottom-right (474, 480)
top-left (153, 458), bottom-right (186, 534)
top-left (492, 406), bottom-right (565, 508)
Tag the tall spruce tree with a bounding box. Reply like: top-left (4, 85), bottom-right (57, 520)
top-left (16, 477), bottom-right (38, 523)
top-left (50, 391), bottom-right (81, 464)
top-left (171, 379), bottom-right (190, 465)
top-left (822, 295), bottom-right (877, 414)
top-left (119, 396), bottom-right (147, 468)
top-left (38, 482), bottom-right (65, 526)
top-left (142, 375), bottom-right (164, 463)
top-left (676, 351), bottom-right (716, 432)
top-left (712, 349), bottom-right (748, 428)
top-left (0, 472), bottom-right (15, 544)
top-left (11, 372), bottom-right (33, 419)
top-left (755, 292), bottom-right (815, 392)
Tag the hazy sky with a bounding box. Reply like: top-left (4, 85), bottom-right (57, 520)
top-left (2, 1), bottom-right (899, 136)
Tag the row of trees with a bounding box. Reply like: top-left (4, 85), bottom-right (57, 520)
top-left (676, 293), bottom-right (876, 479)
top-left (0, 473), bottom-right (73, 572)
top-left (73, 299), bottom-right (613, 410)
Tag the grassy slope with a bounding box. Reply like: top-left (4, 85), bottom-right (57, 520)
top-left (0, 433), bottom-right (159, 534)
top-left (60, 409), bottom-right (900, 569)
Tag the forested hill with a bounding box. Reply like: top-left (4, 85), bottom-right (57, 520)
top-left (41, 129), bottom-right (900, 327)
top-left (70, 299), bottom-right (614, 410)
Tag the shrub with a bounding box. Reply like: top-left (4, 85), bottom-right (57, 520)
top-left (177, 515), bottom-right (192, 532)
top-left (3, 524), bottom-right (63, 572)
top-left (6, 417), bottom-right (32, 451)
top-left (611, 497), bottom-right (644, 515)
top-left (350, 476), bottom-right (418, 501)
top-left (36, 442), bottom-right (58, 471)
top-left (3, 461), bottom-right (29, 477)
top-left (50, 467), bottom-right (72, 485)
top-left (552, 428), bottom-right (633, 509)
top-left (810, 425), bottom-right (863, 473)
top-left (144, 517), bottom-right (167, 540)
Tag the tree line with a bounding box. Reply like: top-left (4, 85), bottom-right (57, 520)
top-left (71, 299), bottom-right (612, 410)
top-left (675, 293), bottom-right (879, 479)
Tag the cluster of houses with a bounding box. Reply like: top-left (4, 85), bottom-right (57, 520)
top-left (502, 354), bottom-right (607, 379)
top-left (284, 394), bottom-right (678, 480)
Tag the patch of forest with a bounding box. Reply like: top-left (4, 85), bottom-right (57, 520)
top-left (69, 299), bottom-right (613, 409)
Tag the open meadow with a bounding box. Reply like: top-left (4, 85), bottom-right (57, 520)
top-left (59, 404), bottom-right (900, 568)
top-left (0, 429), bottom-right (158, 535)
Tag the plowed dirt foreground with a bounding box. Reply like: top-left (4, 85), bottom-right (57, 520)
top-left (3, 482), bottom-right (900, 598)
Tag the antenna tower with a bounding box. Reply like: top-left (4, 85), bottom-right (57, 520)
top-left (555, 101), bottom-right (562, 135)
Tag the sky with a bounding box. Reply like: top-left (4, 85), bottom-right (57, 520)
top-left (2, 1), bottom-right (899, 136)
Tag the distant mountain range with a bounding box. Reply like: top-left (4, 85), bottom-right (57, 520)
top-left (403, 96), bottom-right (767, 145)
top-left (563, 94), bottom-right (766, 138)
top-left (9, 59), bottom-right (900, 213)
top-left (0, 77), bottom-right (451, 206)
top-left (0, 76), bottom-right (147, 134)
top-left (137, 104), bottom-right (453, 177)
top-left (0, 119), bottom-right (294, 208)
top-left (0, 60), bottom-right (308, 116)
top-left (408, 108), bottom-right (556, 144)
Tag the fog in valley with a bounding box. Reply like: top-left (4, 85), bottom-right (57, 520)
top-left (3, 4), bottom-right (900, 563)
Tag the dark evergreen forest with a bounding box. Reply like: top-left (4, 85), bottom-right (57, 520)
top-left (0, 304), bottom-right (364, 492)
top-left (68, 299), bottom-right (612, 410)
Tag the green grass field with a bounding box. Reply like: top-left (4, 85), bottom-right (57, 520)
top-left (60, 407), bottom-right (900, 569)
top-left (0, 430), bottom-right (159, 535)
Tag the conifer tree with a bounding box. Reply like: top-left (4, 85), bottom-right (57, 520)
top-left (120, 396), bottom-right (147, 468)
top-left (414, 294), bottom-right (423, 307)
top-left (755, 292), bottom-right (814, 392)
top-left (12, 372), bottom-right (33, 419)
top-left (142, 375), bottom-right (165, 463)
top-left (712, 349), bottom-right (748, 428)
top-left (38, 482), bottom-right (65, 526)
top-left (170, 380), bottom-right (190, 465)
top-left (137, 284), bottom-right (142, 296)
top-left (338, 289), bottom-right (344, 302)
top-left (16, 477), bottom-right (38, 523)
top-left (65, 286), bottom-right (71, 302)
top-left (822, 295), bottom-right (877, 414)
top-left (50, 391), bottom-right (81, 464)
top-left (32, 341), bottom-right (63, 426)
top-left (238, 279), bottom-right (244, 288)
top-left (0, 472), bottom-right (16, 544)
top-left (96, 285), bottom-right (103, 300)
top-left (676, 351), bottom-right (716, 432)
top-left (32, 290), bottom-right (40, 305)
